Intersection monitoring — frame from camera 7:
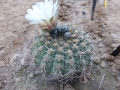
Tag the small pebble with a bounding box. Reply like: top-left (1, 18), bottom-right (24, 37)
top-left (93, 57), bottom-right (101, 64)
top-left (34, 70), bottom-right (41, 75)
top-left (28, 73), bottom-right (34, 78)
top-left (15, 78), bottom-right (21, 82)
top-left (82, 11), bottom-right (86, 15)
top-left (115, 59), bottom-right (120, 65)
top-left (0, 82), bottom-right (4, 89)
top-left (100, 61), bottom-right (106, 68)
top-left (111, 65), bottom-right (116, 73)
top-left (0, 61), bottom-right (5, 67)
top-left (21, 58), bottom-right (25, 65)
top-left (12, 54), bottom-right (22, 61)
top-left (106, 55), bottom-right (115, 61)
top-left (111, 44), bottom-right (120, 48)
top-left (98, 43), bottom-right (104, 48)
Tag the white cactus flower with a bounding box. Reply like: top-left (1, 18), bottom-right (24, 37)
top-left (25, 0), bottom-right (58, 32)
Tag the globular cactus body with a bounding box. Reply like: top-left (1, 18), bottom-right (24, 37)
top-left (32, 26), bottom-right (92, 83)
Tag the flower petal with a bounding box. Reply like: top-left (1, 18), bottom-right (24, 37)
top-left (25, 14), bottom-right (39, 23)
top-left (32, 5), bottom-right (41, 16)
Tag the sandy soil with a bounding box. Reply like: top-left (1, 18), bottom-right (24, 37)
top-left (0, 0), bottom-right (120, 89)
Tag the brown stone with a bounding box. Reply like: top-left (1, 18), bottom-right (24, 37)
top-left (0, 61), bottom-right (5, 67)
top-left (115, 59), bottom-right (120, 65)
top-left (106, 55), bottom-right (115, 61)
top-left (0, 82), bottom-right (5, 89)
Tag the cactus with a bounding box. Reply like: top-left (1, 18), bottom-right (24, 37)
top-left (31, 25), bottom-right (93, 84)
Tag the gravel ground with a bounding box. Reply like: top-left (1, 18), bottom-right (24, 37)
top-left (0, 0), bottom-right (120, 89)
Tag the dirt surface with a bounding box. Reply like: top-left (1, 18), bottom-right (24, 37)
top-left (0, 0), bottom-right (120, 90)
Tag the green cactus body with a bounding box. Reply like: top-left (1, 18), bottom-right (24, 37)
top-left (31, 26), bottom-right (93, 83)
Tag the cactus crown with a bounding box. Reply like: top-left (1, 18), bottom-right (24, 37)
top-left (31, 25), bottom-right (93, 84)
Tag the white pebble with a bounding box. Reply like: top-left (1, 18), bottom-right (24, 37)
top-left (21, 58), bottom-right (25, 65)
top-left (100, 61), bottom-right (106, 68)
